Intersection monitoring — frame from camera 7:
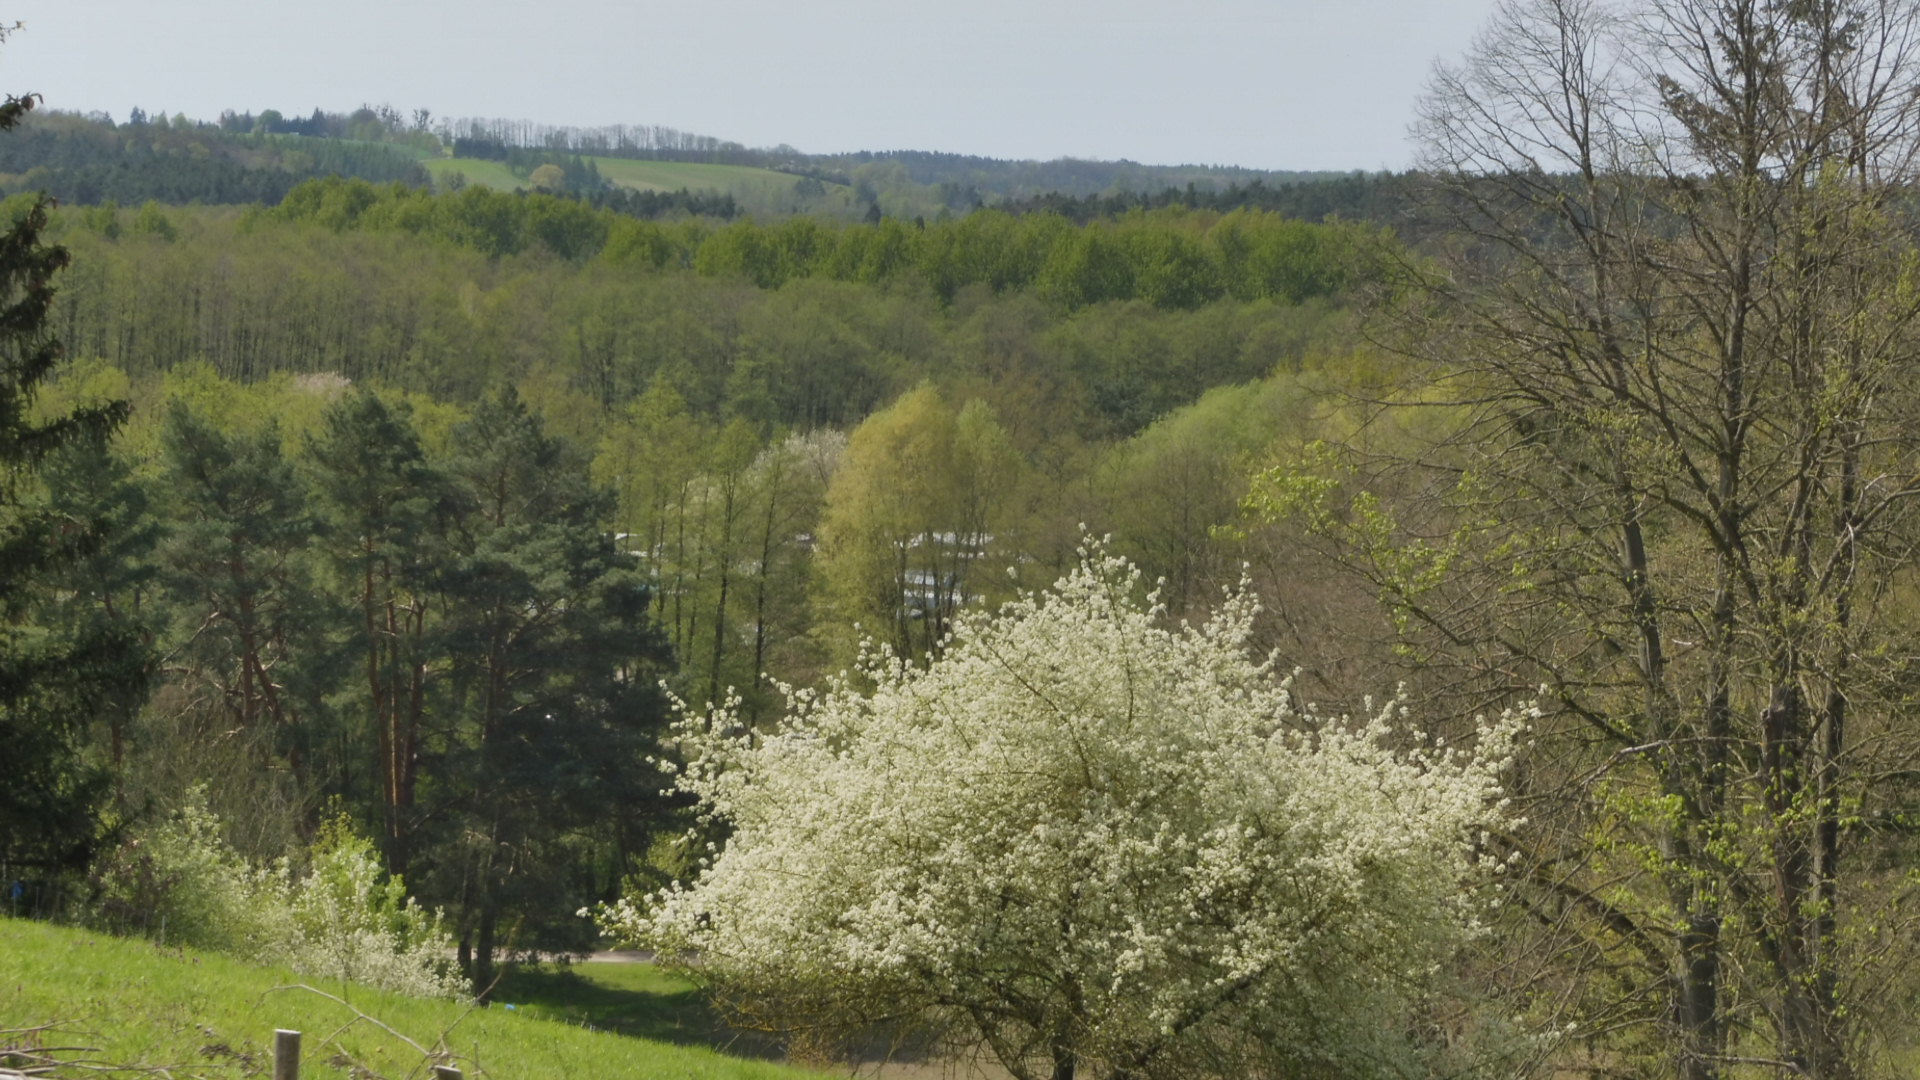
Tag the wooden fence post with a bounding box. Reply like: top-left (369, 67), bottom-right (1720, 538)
top-left (430, 1066), bottom-right (463, 1080)
top-left (273, 1029), bottom-right (300, 1080)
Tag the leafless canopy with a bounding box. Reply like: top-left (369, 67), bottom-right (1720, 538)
top-left (1354, 1), bottom-right (1920, 1077)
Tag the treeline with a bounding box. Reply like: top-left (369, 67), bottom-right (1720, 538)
top-left (215, 102), bottom-right (438, 151)
top-left (42, 191), bottom-right (1380, 434)
top-left (1001, 172), bottom-right (1417, 227)
top-left (819, 148), bottom-right (1352, 200)
top-left (444, 118), bottom-right (768, 166)
top-left (255, 177), bottom-right (1394, 305)
top-left (0, 110), bottom-right (430, 205)
top-left (587, 185), bottom-right (740, 220)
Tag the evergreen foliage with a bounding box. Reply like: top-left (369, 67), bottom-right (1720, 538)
top-left (0, 87), bottom-right (147, 882)
top-left (426, 386), bottom-right (674, 989)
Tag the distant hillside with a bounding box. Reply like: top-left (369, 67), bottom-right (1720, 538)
top-left (816, 149), bottom-right (1351, 199)
top-left (423, 156), bottom-right (860, 219)
top-left (0, 109), bottom-right (428, 205)
top-left (3, 106), bottom-right (1396, 225)
top-left (431, 113), bottom-right (1370, 214)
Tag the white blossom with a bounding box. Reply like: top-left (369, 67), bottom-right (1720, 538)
top-left (597, 546), bottom-right (1522, 1080)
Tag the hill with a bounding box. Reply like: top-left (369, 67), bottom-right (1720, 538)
top-left (2, 107), bottom-right (1393, 225)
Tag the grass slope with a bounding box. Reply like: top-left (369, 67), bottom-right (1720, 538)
top-left (492, 963), bottom-right (783, 1060)
top-left (0, 918), bottom-right (823, 1080)
top-left (419, 158), bottom-right (525, 192)
top-left (590, 160), bottom-right (814, 195)
top-left (420, 157), bottom-right (859, 218)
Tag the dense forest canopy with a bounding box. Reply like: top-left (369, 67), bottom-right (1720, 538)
top-left (35, 188), bottom-right (1387, 435)
top-left (3, 159), bottom-right (1399, 990)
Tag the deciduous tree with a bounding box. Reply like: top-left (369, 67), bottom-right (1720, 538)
top-left (602, 549), bottom-right (1523, 1080)
top-left (1253, 1), bottom-right (1920, 1074)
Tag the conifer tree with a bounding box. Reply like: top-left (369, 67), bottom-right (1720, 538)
top-left (157, 402), bottom-right (336, 782)
top-left (306, 389), bottom-right (446, 874)
top-left (433, 385), bottom-right (671, 990)
top-left (0, 78), bottom-right (148, 880)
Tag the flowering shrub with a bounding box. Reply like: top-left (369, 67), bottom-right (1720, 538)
top-left (91, 793), bottom-right (464, 999)
top-left (275, 816), bottom-right (467, 999)
top-left (596, 547), bottom-right (1524, 1080)
top-left (89, 789), bottom-right (287, 957)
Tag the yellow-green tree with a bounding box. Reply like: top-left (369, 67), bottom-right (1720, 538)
top-left (815, 386), bottom-right (1020, 664)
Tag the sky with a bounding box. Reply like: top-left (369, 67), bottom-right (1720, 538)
top-left (1, 0), bottom-right (1498, 172)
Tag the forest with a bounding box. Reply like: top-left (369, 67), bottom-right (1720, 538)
top-left (5, 155), bottom-right (1400, 993)
top-left (10, 1), bottom-right (1920, 1079)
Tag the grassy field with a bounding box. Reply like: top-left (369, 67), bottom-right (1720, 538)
top-left (419, 157), bottom-right (526, 192)
top-left (589, 160), bottom-right (804, 194)
top-left (490, 962), bottom-right (785, 1060)
top-left (417, 156), bottom-right (860, 218)
top-left (0, 918), bottom-right (825, 1080)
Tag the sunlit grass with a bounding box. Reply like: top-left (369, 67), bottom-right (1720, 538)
top-left (1, 917), bottom-right (823, 1079)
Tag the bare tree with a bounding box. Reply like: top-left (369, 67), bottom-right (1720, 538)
top-left (1257, 1), bottom-right (1920, 1077)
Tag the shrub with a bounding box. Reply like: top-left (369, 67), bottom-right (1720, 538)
top-left (90, 792), bottom-right (463, 998)
top-left (89, 788), bottom-right (287, 956)
top-left (274, 816), bottom-right (466, 999)
top-left (597, 546), bottom-right (1525, 1080)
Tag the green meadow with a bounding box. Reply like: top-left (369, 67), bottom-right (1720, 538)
top-left (0, 918), bottom-right (824, 1080)
top-left (420, 157), bottom-right (526, 191)
top-left (419, 155), bottom-right (858, 215)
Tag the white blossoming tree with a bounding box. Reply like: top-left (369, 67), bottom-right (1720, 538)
top-left (598, 548), bottom-right (1524, 1080)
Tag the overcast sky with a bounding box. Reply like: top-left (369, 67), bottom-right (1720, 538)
top-left (2, 0), bottom-right (1497, 171)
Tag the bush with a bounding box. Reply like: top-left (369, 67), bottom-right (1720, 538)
top-left (276, 817), bottom-right (466, 998)
top-left (89, 789), bottom-right (286, 956)
top-left (597, 546), bottom-right (1526, 1080)
top-left (90, 791), bottom-right (464, 998)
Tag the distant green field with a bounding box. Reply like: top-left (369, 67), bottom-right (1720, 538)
top-left (0, 918), bottom-right (823, 1080)
top-left (420, 157), bottom-right (525, 192)
top-left (422, 157), bottom-right (806, 194)
top-left (419, 155), bottom-right (860, 217)
top-left (591, 159), bottom-right (801, 193)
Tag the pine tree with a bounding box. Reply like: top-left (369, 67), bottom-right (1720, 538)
top-left (305, 389), bottom-right (446, 875)
top-left (432, 386), bottom-right (670, 991)
top-left (0, 83), bottom-right (148, 881)
top-left (157, 402), bottom-right (336, 780)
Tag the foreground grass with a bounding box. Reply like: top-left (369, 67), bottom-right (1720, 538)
top-left (0, 918), bottom-right (824, 1080)
top-left (490, 962), bottom-right (784, 1061)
